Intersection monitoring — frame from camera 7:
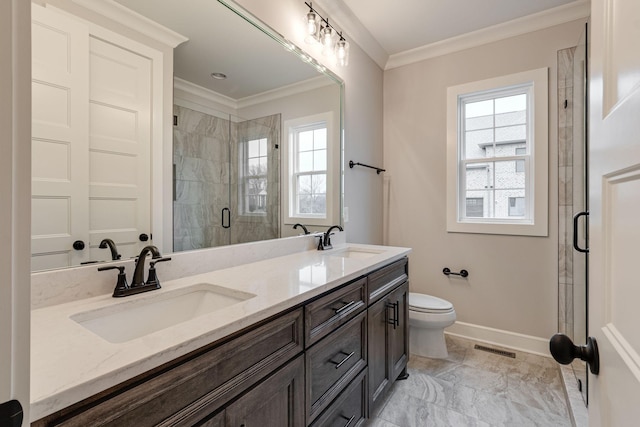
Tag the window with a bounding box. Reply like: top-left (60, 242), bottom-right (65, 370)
top-left (284, 112), bottom-right (336, 226)
top-left (446, 68), bottom-right (548, 236)
top-left (509, 197), bottom-right (525, 216)
top-left (239, 138), bottom-right (268, 215)
top-left (466, 197), bottom-right (484, 217)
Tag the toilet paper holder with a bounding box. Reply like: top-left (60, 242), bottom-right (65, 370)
top-left (443, 268), bottom-right (469, 278)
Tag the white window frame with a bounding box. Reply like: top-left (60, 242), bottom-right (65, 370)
top-left (446, 68), bottom-right (548, 236)
top-left (283, 112), bottom-right (335, 226)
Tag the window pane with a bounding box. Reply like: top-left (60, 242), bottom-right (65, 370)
top-left (508, 196), bottom-right (526, 216)
top-left (312, 174), bottom-right (326, 194)
top-left (299, 130), bottom-right (313, 151)
top-left (465, 163), bottom-right (492, 191)
top-left (495, 94), bottom-right (526, 114)
top-left (465, 99), bottom-right (493, 118)
top-left (465, 197), bottom-right (484, 217)
top-left (298, 151), bottom-right (313, 172)
top-left (314, 128), bottom-right (327, 149)
top-left (312, 195), bottom-right (326, 214)
top-left (248, 158), bottom-right (260, 173)
top-left (248, 139), bottom-right (259, 157)
top-left (465, 115), bottom-right (493, 131)
top-left (495, 110), bottom-right (526, 127)
top-left (259, 138), bottom-right (267, 155)
top-left (298, 175), bottom-right (311, 194)
top-left (494, 189), bottom-right (526, 218)
top-left (494, 160), bottom-right (525, 189)
top-left (495, 125), bottom-right (526, 142)
top-left (298, 195), bottom-right (312, 213)
top-left (465, 130), bottom-right (493, 159)
top-left (313, 149), bottom-right (327, 171)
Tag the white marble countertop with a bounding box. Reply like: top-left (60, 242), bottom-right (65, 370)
top-left (30, 243), bottom-right (410, 421)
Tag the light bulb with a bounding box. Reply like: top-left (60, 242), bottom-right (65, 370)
top-left (321, 25), bottom-right (333, 47)
top-left (306, 12), bottom-right (317, 35)
top-left (335, 39), bottom-right (349, 66)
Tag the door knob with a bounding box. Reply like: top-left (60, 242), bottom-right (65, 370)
top-left (72, 240), bottom-right (85, 250)
top-left (139, 233), bottom-right (149, 242)
top-left (550, 333), bottom-right (599, 375)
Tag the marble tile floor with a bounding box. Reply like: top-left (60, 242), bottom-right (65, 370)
top-left (367, 335), bottom-right (572, 427)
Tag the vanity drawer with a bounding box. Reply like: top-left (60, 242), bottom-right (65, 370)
top-left (41, 309), bottom-right (303, 427)
top-left (310, 368), bottom-right (367, 427)
top-left (306, 311), bottom-right (367, 423)
top-left (368, 257), bottom-right (408, 304)
top-left (305, 277), bottom-right (366, 347)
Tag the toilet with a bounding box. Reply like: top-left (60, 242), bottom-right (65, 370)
top-left (409, 292), bottom-right (456, 359)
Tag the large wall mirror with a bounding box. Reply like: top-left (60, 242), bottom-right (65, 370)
top-left (31, 0), bottom-right (343, 272)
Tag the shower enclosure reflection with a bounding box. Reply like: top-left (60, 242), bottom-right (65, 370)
top-left (173, 107), bottom-right (281, 250)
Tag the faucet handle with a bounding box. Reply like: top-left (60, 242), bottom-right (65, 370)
top-left (98, 265), bottom-right (130, 297)
top-left (146, 257), bottom-right (171, 288)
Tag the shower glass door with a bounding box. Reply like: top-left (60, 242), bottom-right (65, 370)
top-left (571, 23), bottom-right (588, 405)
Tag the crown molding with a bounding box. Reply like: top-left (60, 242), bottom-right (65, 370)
top-left (386, 0), bottom-right (590, 70)
top-left (69, 0), bottom-right (188, 47)
top-left (237, 76), bottom-right (333, 109)
top-left (174, 75), bottom-right (335, 115)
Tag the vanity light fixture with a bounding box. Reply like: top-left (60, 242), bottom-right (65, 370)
top-left (303, 2), bottom-right (350, 66)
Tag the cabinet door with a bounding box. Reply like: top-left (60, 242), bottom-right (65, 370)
top-left (367, 281), bottom-right (409, 413)
top-left (225, 355), bottom-right (305, 427)
top-left (388, 281), bottom-right (409, 382)
top-left (367, 296), bottom-right (391, 411)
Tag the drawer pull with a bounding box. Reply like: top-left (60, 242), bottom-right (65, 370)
top-left (340, 415), bottom-right (356, 427)
top-left (332, 351), bottom-right (355, 369)
top-left (333, 300), bottom-right (356, 315)
top-left (386, 301), bottom-right (399, 329)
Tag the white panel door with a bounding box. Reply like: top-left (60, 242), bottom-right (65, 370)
top-left (589, 0), bottom-right (640, 424)
top-left (88, 38), bottom-right (152, 261)
top-left (31, 5), bottom-right (89, 270)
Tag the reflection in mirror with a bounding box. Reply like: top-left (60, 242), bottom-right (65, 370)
top-left (30, 0), bottom-right (343, 271)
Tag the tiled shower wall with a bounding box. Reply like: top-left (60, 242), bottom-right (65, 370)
top-left (173, 105), bottom-right (280, 252)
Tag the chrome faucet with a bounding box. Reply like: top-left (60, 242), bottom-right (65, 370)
top-left (318, 225), bottom-right (343, 250)
top-left (293, 223), bottom-right (310, 235)
top-left (99, 238), bottom-right (121, 260)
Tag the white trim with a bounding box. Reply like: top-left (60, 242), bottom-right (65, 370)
top-left (283, 112), bottom-right (337, 227)
top-left (237, 76), bottom-right (334, 109)
top-left (386, 0), bottom-right (590, 70)
top-left (446, 68), bottom-right (549, 236)
top-left (174, 76), bottom-right (335, 118)
top-left (174, 77), bottom-right (237, 116)
top-left (446, 321), bottom-right (552, 358)
top-left (68, 0), bottom-right (188, 47)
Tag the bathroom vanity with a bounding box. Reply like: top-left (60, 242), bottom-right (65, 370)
top-left (31, 244), bottom-right (410, 426)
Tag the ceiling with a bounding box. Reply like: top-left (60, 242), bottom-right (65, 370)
top-left (114, 0), bottom-right (322, 100)
top-left (338, 0), bottom-right (580, 55)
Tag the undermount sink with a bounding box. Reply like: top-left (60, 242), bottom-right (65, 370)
top-left (71, 283), bottom-right (256, 343)
top-left (327, 248), bottom-right (383, 259)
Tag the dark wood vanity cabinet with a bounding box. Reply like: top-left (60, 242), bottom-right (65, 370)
top-left (367, 258), bottom-right (409, 413)
top-left (33, 257), bottom-right (409, 427)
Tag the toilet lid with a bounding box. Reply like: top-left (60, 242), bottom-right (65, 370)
top-left (409, 293), bottom-right (454, 313)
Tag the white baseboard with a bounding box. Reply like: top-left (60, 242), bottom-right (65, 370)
top-left (446, 321), bottom-right (551, 358)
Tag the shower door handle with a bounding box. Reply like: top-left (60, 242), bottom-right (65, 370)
top-left (221, 207), bottom-right (231, 229)
top-left (573, 211), bottom-right (589, 253)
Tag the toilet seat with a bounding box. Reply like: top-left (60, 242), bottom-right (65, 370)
top-left (409, 292), bottom-right (454, 314)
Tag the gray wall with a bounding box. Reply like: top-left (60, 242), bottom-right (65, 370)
top-left (383, 20), bottom-right (585, 339)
